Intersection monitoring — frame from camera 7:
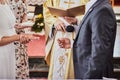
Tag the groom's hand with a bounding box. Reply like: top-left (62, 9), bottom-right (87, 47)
top-left (57, 38), bottom-right (71, 49)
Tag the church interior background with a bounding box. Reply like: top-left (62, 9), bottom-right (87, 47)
top-left (22, 0), bottom-right (120, 79)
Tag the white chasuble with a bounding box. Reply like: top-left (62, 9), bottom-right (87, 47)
top-left (48, 0), bottom-right (81, 80)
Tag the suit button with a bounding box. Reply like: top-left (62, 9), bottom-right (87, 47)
top-left (73, 44), bottom-right (77, 48)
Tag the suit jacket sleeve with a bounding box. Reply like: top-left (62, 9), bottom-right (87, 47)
top-left (87, 7), bottom-right (116, 78)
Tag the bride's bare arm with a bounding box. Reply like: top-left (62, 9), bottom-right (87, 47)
top-left (0, 34), bottom-right (40, 46)
top-left (0, 35), bottom-right (20, 46)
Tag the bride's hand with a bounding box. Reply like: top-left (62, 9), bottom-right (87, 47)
top-left (14, 23), bottom-right (31, 29)
top-left (19, 33), bottom-right (40, 44)
top-left (19, 34), bottom-right (30, 44)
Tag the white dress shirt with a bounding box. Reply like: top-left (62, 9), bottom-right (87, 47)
top-left (85, 0), bottom-right (97, 14)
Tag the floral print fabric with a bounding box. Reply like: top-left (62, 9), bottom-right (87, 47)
top-left (9, 0), bottom-right (27, 23)
top-left (9, 0), bottom-right (29, 79)
top-left (15, 43), bottom-right (29, 79)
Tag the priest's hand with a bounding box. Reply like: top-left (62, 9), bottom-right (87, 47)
top-left (54, 19), bottom-right (66, 32)
top-left (64, 16), bottom-right (77, 25)
top-left (57, 38), bottom-right (71, 49)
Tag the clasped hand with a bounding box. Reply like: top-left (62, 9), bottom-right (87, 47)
top-left (14, 23), bottom-right (40, 44)
top-left (19, 33), bottom-right (40, 44)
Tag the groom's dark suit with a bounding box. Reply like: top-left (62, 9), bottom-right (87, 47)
top-left (73, 0), bottom-right (116, 79)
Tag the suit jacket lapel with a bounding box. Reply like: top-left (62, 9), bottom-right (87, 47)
top-left (74, 6), bottom-right (94, 42)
